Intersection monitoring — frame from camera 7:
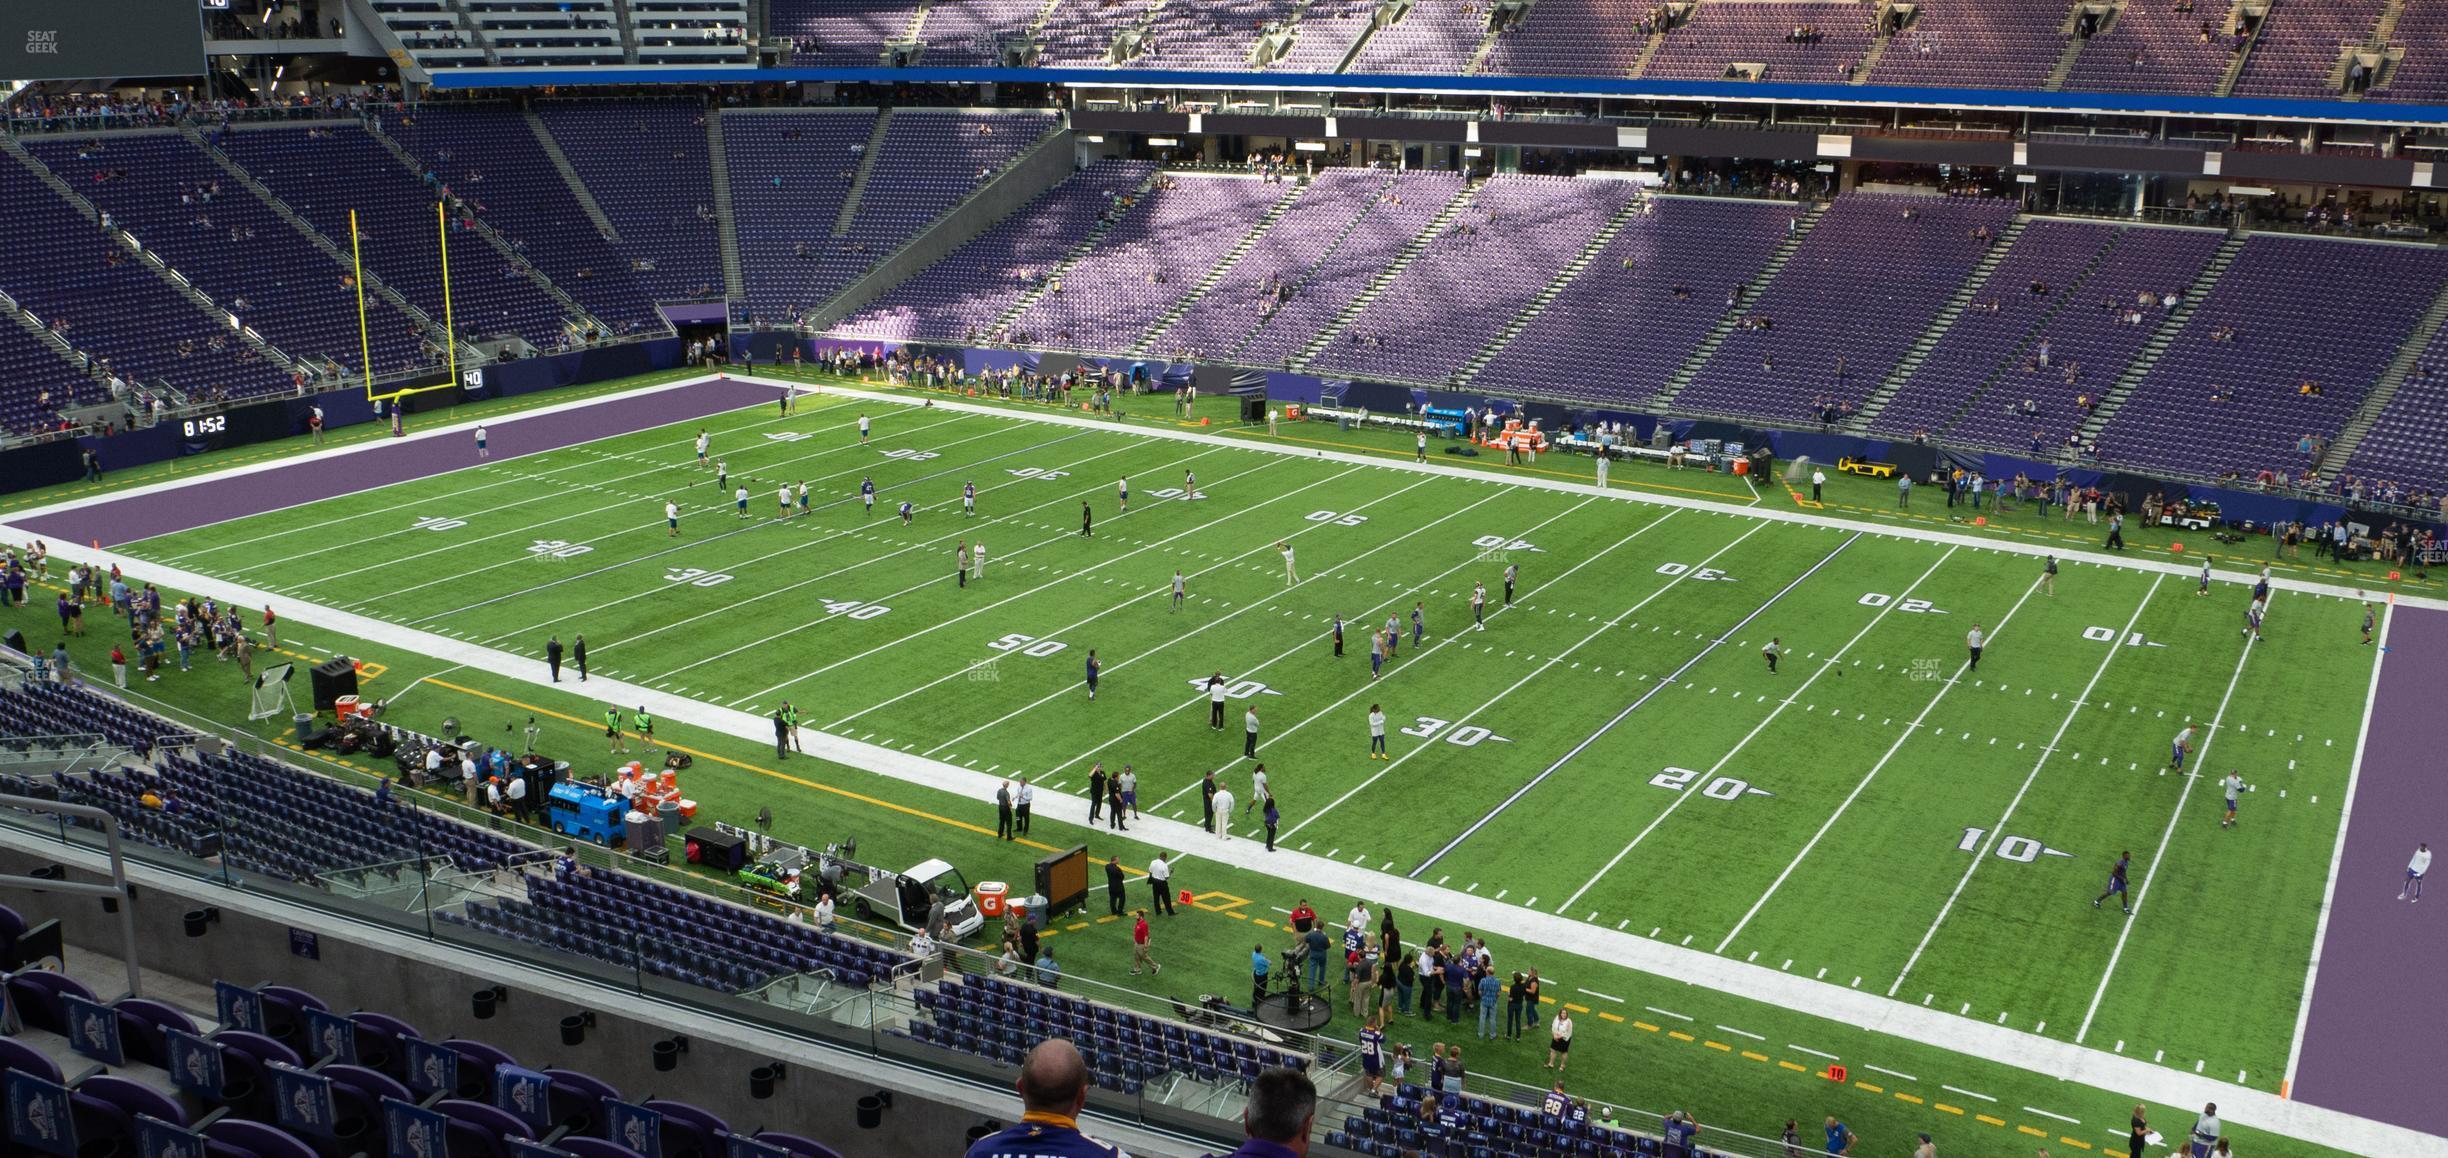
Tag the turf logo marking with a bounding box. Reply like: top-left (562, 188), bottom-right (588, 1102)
top-left (1909, 658), bottom-right (1946, 682)
top-left (1857, 592), bottom-right (1947, 614)
top-left (1005, 467), bottom-right (1071, 480)
top-left (1648, 766), bottom-right (1773, 800)
top-left (968, 659), bottom-right (1001, 683)
top-left (1304, 510), bottom-right (1369, 526)
top-left (1472, 535), bottom-right (1543, 554)
top-left (663, 567), bottom-right (734, 587)
top-left (1654, 562), bottom-right (1735, 582)
top-left (881, 448), bottom-right (939, 462)
top-left (763, 432), bottom-right (813, 442)
top-left (525, 539), bottom-right (593, 559)
top-left (1957, 827), bottom-right (2074, 862)
top-left (2081, 625), bottom-right (2166, 647)
top-left (411, 515), bottom-right (467, 532)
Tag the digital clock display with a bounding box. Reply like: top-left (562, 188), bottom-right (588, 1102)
top-left (181, 414), bottom-right (229, 439)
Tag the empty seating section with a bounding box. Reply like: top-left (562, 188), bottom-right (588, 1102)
top-left (912, 0), bottom-right (1047, 66)
top-left (2061, 1), bottom-right (2233, 94)
top-left (538, 99), bottom-right (727, 304)
top-left (226, 125), bottom-right (573, 346)
top-left (1924, 226), bottom-right (2226, 452)
top-left (0, 323), bottom-right (94, 435)
top-left (27, 134), bottom-right (432, 379)
top-left (1676, 194), bottom-right (2018, 422)
top-left (1125, 0), bottom-right (1300, 70)
top-left (1481, 0), bottom-right (1655, 78)
top-left (908, 972), bottom-right (1307, 1091)
top-left (1476, 197), bottom-right (1792, 403)
top-left (2372, 0), bottom-right (2448, 101)
top-left (0, 157), bottom-right (287, 401)
top-left (1037, 0), bottom-right (1156, 65)
top-left (1864, 219), bottom-right (2121, 440)
top-left (387, 105), bottom-right (659, 331)
top-left (1867, 0), bottom-right (2068, 90)
top-left (724, 110), bottom-right (879, 323)
top-left (1313, 176), bottom-right (1639, 383)
top-left (1152, 169), bottom-right (1391, 359)
top-left (0, 975), bottom-right (851, 1158)
top-left (1336, 1084), bottom-right (1654, 1158)
top-left (2098, 237), bottom-right (2448, 479)
top-left (631, 0), bottom-right (752, 62)
top-left (447, 862), bottom-right (910, 994)
top-left (1232, 170), bottom-right (1466, 366)
top-left (831, 160), bottom-right (1155, 342)
top-left (2230, 0), bottom-right (2384, 98)
top-left (0, 684), bottom-right (183, 756)
top-left (826, 110), bottom-right (1057, 300)
top-left (1641, 1), bottom-right (1878, 82)
top-left (1274, 0), bottom-right (1375, 71)
top-left (772, 0), bottom-right (914, 63)
top-left (2342, 329), bottom-right (2448, 494)
top-left (1345, 0), bottom-right (1486, 74)
top-left (1009, 175), bottom-right (1286, 350)
top-left (467, 0), bottom-right (624, 66)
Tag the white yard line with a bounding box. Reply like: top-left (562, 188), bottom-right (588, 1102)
top-left (1282, 516), bottom-right (1765, 843)
top-left (919, 480), bottom-right (1508, 758)
top-left (513, 438), bottom-right (1189, 654)
top-left (833, 465), bottom-right (1415, 728)
top-left (5, 374), bottom-right (2441, 1158)
top-left (1889, 574), bottom-right (2165, 997)
top-left (1554, 543), bottom-right (1951, 911)
top-left (2073, 583), bottom-right (2261, 1042)
top-left (738, 454), bottom-right (1313, 715)
top-left (1715, 572), bottom-right (2053, 953)
top-left (2281, 605), bottom-right (2394, 1091)
top-left (1056, 495), bottom-right (1601, 791)
top-left (1415, 529), bottom-right (1863, 878)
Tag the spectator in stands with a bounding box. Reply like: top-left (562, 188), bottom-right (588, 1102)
top-left (963, 1040), bottom-right (1118, 1158)
top-left (1223, 1066), bottom-right (1316, 1158)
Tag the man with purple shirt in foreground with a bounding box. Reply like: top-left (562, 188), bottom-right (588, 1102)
top-left (1219, 1067), bottom-right (1316, 1158)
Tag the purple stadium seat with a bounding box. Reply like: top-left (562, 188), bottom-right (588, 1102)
top-left (7, 968), bottom-right (98, 1035)
top-left (205, 1117), bottom-right (322, 1158)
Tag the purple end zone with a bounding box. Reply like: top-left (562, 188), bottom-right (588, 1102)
top-left (2287, 602), bottom-right (2448, 1134)
top-left (16, 377), bottom-right (781, 547)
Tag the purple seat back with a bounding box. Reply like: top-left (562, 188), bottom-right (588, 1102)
top-left (205, 1116), bottom-right (322, 1158)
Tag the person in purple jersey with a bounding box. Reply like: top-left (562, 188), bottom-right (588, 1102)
top-left (2094, 850), bottom-right (2133, 915)
top-left (1358, 1013), bottom-right (1386, 1096)
top-left (964, 1040), bottom-right (1129, 1158)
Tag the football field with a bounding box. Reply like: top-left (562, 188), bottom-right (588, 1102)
top-left (83, 374), bottom-right (2386, 1096)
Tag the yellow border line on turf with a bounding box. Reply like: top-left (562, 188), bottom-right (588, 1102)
top-left (1976, 1115), bottom-right (2007, 1127)
top-left (425, 677), bottom-right (1144, 876)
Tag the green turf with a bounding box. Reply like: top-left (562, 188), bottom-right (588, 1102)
top-left (13, 369), bottom-right (2395, 1158)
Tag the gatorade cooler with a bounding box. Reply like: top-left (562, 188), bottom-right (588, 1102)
top-left (1731, 458), bottom-right (1750, 476)
top-left (333, 695), bottom-right (363, 719)
top-left (974, 881), bottom-right (1008, 918)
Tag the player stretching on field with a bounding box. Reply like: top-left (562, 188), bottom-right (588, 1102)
top-left (2169, 725), bottom-right (2195, 771)
top-left (2220, 770), bottom-right (2244, 828)
top-left (899, 500), bottom-right (914, 526)
top-left (2241, 601), bottom-right (2263, 643)
top-left (2095, 850), bottom-right (2133, 914)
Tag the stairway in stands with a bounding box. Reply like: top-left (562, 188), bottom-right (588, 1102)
top-left (525, 109), bottom-right (623, 242)
top-left (2315, 278), bottom-right (2448, 481)
top-left (2074, 233), bottom-right (2247, 444)
top-left (0, 136), bottom-right (296, 376)
top-left (1649, 200), bottom-right (1827, 409)
top-left (2044, 3), bottom-right (2093, 90)
top-left (1918, 226), bottom-right (2128, 441)
top-left (708, 112), bottom-right (746, 303)
top-left (1452, 192), bottom-right (1647, 387)
top-left (1287, 181), bottom-right (1480, 370)
top-left (986, 169), bottom-right (1163, 339)
top-left (1132, 177), bottom-right (1310, 356)
top-left (1847, 216), bottom-right (2034, 430)
top-left (1223, 171), bottom-right (1412, 364)
top-left (833, 110), bottom-right (895, 236)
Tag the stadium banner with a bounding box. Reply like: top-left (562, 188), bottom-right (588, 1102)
top-left (0, 0), bottom-right (204, 83)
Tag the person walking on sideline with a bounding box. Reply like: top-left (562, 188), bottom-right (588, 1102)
top-left (2188, 1105), bottom-right (2221, 1158)
top-left (1131, 909), bottom-right (1159, 975)
top-left (2403, 843), bottom-right (2431, 901)
top-left (773, 708), bottom-right (790, 760)
top-left (1014, 777), bottom-right (1034, 835)
top-left (1245, 706), bottom-right (1261, 758)
top-left (1088, 764), bottom-right (1108, 827)
top-left (1261, 795), bottom-right (1280, 851)
top-left (1081, 501), bottom-right (1094, 537)
top-left (1546, 1009), bottom-right (1573, 1071)
top-left (605, 707), bottom-right (627, 754)
top-left (1105, 856), bottom-right (1128, 917)
top-left (572, 633), bottom-right (588, 681)
top-left (2095, 850), bottom-right (2133, 915)
top-left (1416, 430), bottom-right (1428, 463)
top-left (2043, 555), bottom-right (2058, 596)
top-left (1084, 649), bottom-right (1100, 699)
top-left (262, 606), bottom-right (278, 648)
top-left (1212, 784), bottom-right (1236, 841)
top-left (1966, 624), bottom-right (1985, 672)
top-left (546, 635), bottom-right (564, 682)
top-left (995, 781), bottom-right (1014, 840)
top-left (1206, 672), bottom-right (1228, 728)
top-left (474, 424), bottom-right (488, 458)
top-left (1811, 466), bottom-right (1826, 502)
top-left (1897, 473), bottom-right (1912, 509)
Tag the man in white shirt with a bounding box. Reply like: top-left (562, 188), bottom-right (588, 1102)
top-left (1248, 764), bottom-right (1270, 807)
top-left (1014, 778), bottom-right (1034, 836)
top-left (1811, 466), bottom-right (1826, 502)
top-left (1369, 704), bottom-right (1388, 760)
top-left (1211, 786), bottom-right (1236, 840)
top-left (665, 500), bottom-right (681, 538)
top-left (1245, 706), bottom-right (1262, 758)
top-left (971, 541), bottom-right (985, 581)
top-left (1278, 542), bottom-right (1297, 585)
top-left (1965, 624), bottom-right (1985, 672)
top-left (2404, 843), bottom-right (2432, 902)
top-left (2220, 771), bottom-right (2244, 829)
top-left (1347, 902), bottom-right (1370, 932)
top-left (504, 773), bottom-right (528, 823)
top-left (1595, 449), bottom-right (1609, 488)
top-left (2188, 1105), bottom-right (2220, 1158)
top-left (1148, 854), bottom-right (1174, 914)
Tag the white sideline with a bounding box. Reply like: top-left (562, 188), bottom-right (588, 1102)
top-left (1, 373), bottom-right (2433, 1158)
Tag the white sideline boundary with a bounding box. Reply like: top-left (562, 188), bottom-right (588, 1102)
top-left (2, 372), bottom-right (2434, 1158)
